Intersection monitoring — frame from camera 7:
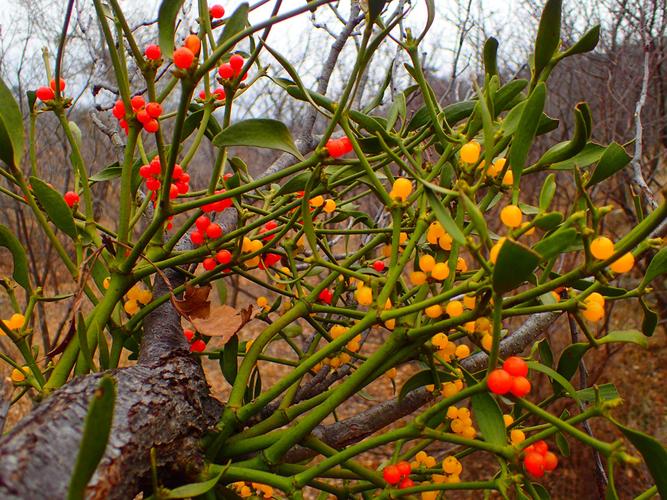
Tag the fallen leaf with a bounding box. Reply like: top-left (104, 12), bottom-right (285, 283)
top-left (191, 304), bottom-right (254, 344)
top-left (172, 284), bottom-right (211, 319)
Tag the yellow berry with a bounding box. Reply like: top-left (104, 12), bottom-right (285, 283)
top-left (391, 177), bottom-right (413, 201)
top-left (438, 232), bottom-right (453, 251)
top-left (339, 352), bottom-right (351, 364)
top-left (419, 254), bottom-right (436, 273)
top-left (432, 474), bottom-right (447, 484)
top-left (103, 276), bottom-right (111, 289)
top-left (7, 313), bottom-right (25, 330)
top-left (446, 473), bottom-right (462, 483)
top-left (431, 262), bottom-right (450, 281)
top-left (586, 292), bottom-right (605, 307)
top-left (460, 141), bottom-right (481, 164)
top-left (432, 333), bottom-right (449, 348)
top-left (309, 195), bottom-right (324, 207)
top-left (409, 271), bottom-right (427, 286)
top-left (455, 344), bottom-right (470, 359)
top-left (425, 304), bottom-right (443, 319)
top-left (456, 257), bottom-right (468, 273)
top-left (330, 324), bottom-right (347, 338)
top-left (489, 237), bottom-right (506, 264)
top-left (481, 334), bottom-right (493, 351)
top-left (582, 301), bottom-right (604, 322)
top-left (510, 429), bottom-right (526, 444)
top-left (445, 300), bottom-right (463, 317)
top-left (424, 455), bottom-right (436, 467)
top-left (464, 321), bottom-right (476, 333)
top-left (257, 296), bottom-right (269, 309)
top-left (421, 492), bottom-right (438, 500)
top-left (487, 157), bottom-right (506, 177)
top-left (245, 255), bottom-right (261, 268)
top-left (590, 236), bottom-right (614, 260)
top-left (610, 252), bottom-right (634, 273)
top-left (242, 236), bottom-right (253, 252)
top-left (11, 367), bottom-right (28, 383)
top-left (399, 232), bottom-right (408, 245)
top-left (476, 317), bottom-right (491, 332)
top-left (441, 381), bottom-right (460, 397)
top-left (384, 318), bottom-right (396, 330)
top-left (461, 426), bottom-right (476, 439)
top-left (500, 205), bottom-right (523, 228)
top-left (443, 456), bottom-right (462, 475)
top-left (124, 299), bottom-right (139, 315)
top-left (385, 367), bottom-right (397, 379)
top-left (329, 356), bottom-right (341, 369)
top-left (347, 340), bottom-right (361, 352)
top-left (249, 239), bottom-right (263, 252)
top-left (323, 199), bottom-right (336, 213)
top-left (382, 244), bottom-right (392, 258)
top-left (356, 286), bottom-right (373, 306)
top-left (502, 170), bottom-right (514, 185)
top-left (138, 289), bottom-right (153, 305)
top-left (463, 295), bottom-right (476, 309)
top-left (503, 414), bottom-right (514, 426)
top-left (427, 222), bottom-right (445, 245)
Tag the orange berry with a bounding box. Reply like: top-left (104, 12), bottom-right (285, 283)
top-left (487, 369), bottom-right (512, 394)
top-left (610, 252), bottom-right (634, 273)
top-left (502, 170), bottom-right (514, 185)
top-left (460, 141), bottom-right (481, 163)
top-left (510, 429), bottom-right (526, 444)
top-left (590, 236), bottom-right (614, 260)
top-left (502, 356), bottom-right (528, 377)
top-left (586, 292), bottom-right (605, 307)
top-left (431, 262), bottom-right (449, 281)
top-left (419, 254), bottom-right (436, 273)
top-left (391, 178), bottom-right (413, 201)
top-left (500, 205), bottom-right (523, 228)
top-left (445, 300), bottom-right (463, 317)
top-left (409, 271), bottom-right (427, 286)
top-left (582, 301), bottom-right (604, 322)
top-left (487, 157), bottom-right (506, 177)
top-left (510, 376), bottom-right (531, 397)
top-left (173, 47), bottom-right (195, 69)
top-left (425, 304), bottom-right (443, 319)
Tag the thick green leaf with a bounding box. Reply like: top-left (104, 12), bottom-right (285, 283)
top-left (407, 101), bottom-right (475, 132)
top-left (539, 174), bottom-right (556, 212)
top-left (0, 225), bottom-right (30, 289)
top-left (556, 342), bottom-right (589, 383)
top-left (527, 360), bottom-right (579, 399)
top-left (218, 3), bottom-right (249, 47)
top-left (425, 189), bottom-right (466, 246)
top-left (533, 211), bottom-right (563, 231)
top-left (493, 239), bottom-right (540, 294)
top-left (483, 37), bottom-right (499, 77)
top-left (508, 83), bottom-right (546, 186)
top-left (493, 79), bottom-right (528, 115)
top-left (533, 228), bottom-right (577, 259)
top-left (163, 468), bottom-right (224, 498)
top-left (550, 142), bottom-right (605, 170)
top-left (368, 0), bottom-right (387, 23)
top-left (640, 298), bottom-right (658, 337)
top-left (30, 177), bottom-right (77, 239)
top-left (533, 0), bottom-right (562, 79)
top-left (157, 0), bottom-right (186, 57)
top-left (0, 76), bottom-right (24, 167)
top-left (537, 338), bottom-right (553, 368)
top-left (537, 102), bottom-right (591, 166)
top-left (68, 376), bottom-right (116, 500)
top-left (89, 162), bottom-right (121, 183)
top-left (221, 334), bottom-right (238, 385)
top-left (640, 247), bottom-right (667, 289)
top-left (213, 119), bottom-right (302, 159)
top-left (277, 171), bottom-right (311, 196)
top-left (597, 329), bottom-right (648, 348)
top-left (613, 421), bottom-right (667, 498)
top-left (398, 369), bottom-right (455, 401)
top-left (385, 93), bottom-right (406, 131)
top-left (575, 383), bottom-right (619, 404)
top-left (183, 104), bottom-right (223, 142)
top-left (555, 432), bottom-right (570, 456)
top-left (471, 387), bottom-right (507, 445)
top-left (586, 142), bottom-right (631, 186)
top-left (561, 25), bottom-right (600, 57)
top-left (532, 483), bottom-right (551, 500)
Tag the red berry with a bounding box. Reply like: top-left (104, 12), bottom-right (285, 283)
top-left (263, 253), bottom-right (282, 267)
top-left (396, 461), bottom-right (411, 478)
top-left (136, 109), bottom-right (151, 124)
top-left (206, 223), bottom-right (223, 239)
top-left (149, 158), bottom-right (161, 175)
top-left (146, 102), bottom-right (162, 118)
top-left (198, 90), bottom-right (207, 100)
top-left (398, 478), bottom-right (414, 489)
top-left (203, 257), bottom-right (217, 271)
top-left (177, 181), bottom-right (189, 194)
top-left (63, 191), bottom-right (79, 208)
top-left (139, 165), bottom-right (152, 178)
top-left (169, 183), bottom-right (179, 199)
top-left (216, 249), bottom-right (232, 265)
top-left (524, 451), bottom-right (545, 478)
top-left (209, 4), bottom-right (225, 18)
top-left (145, 178), bottom-right (160, 191)
top-left (190, 339), bottom-right (206, 352)
top-left (533, 440), bottom-right (548, 456)
top-left (144, 119), bottom-right (159, 133)
top-left (487, 369), bottom-right (512, 395)
top-left (36, 86), bottom-right (55, 101)
top-left (50, 78), bottom-right (66, 92)
top-left (172, 164), bottom-right (183, 179)
top-left (503, 356), bottom-right (528, 377)
top-left (218, 63), bottom-right (234, 79)
top-left (510, 376), bottom-right (531, 397)
top-left (229, 54), bottom-right (244, 72)
top-left (119, 119), bottom-right (129, 134)
top-left (173, 47), bottom-right (195, 69)
top-left (112, 100), bottom-right (125, 119)
top-left (265, 221), bottom-right (278, 231)
top-left (184, 34), bottom-right (201, 56)
top-left (543, 451), bottom-right (558, 471)
top-left (373, 261), bottom-right (385, 272)
top-left (196, 215), bottom-right (211, 232)
top-left (318, 289), bottom-right (333, 304)
top-left (184, 329), bottom-right (194, 342)
top-left (145, 44), bottom-right (161, 60)
top-left (180, 173), bottom-right (190, 184)
top-left (131, 95), bottom-right (145, 111)
top-left (326, 138), bottom-right (346, 158)
top-left (213, 87), bottom-right (226, 100)
top-left (340, 136), bottom-right (353, 153)
top-left (382, 465), bottom-right (401, 485)
top-left (190, 230), bottom-right (204, 245)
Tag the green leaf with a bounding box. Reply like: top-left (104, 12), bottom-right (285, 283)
top-left (556, 342), bottom-right (589, 384)
top-left (586, 142), bottom-right (631, 186)
top-left (182, 104), bottom-right (223, 142)
top-left (89, 162), bottom-right (121, 183)
top-left (385, 93), bottom-right (406, 131)
top-left (561, 25), bottom-right (600, 57)
top-left (68, 376), bottom-right (116, 500)
top-left (555, 432), bottom-right (570, 456)
top-left (407, 101), bottom-right (475, 132)
top-left (537, 338), bottom-right (553, 368)
top-left (597, 329), bottom-right (648, 348)
top-left (533, 211), bottom-right (563, 230)
top-left (470, 383), bottom-right (507, 446)
top-left (493, 79), bottom-right (528, 115)
top-left (575, 383), bottom-right (620, 404)
top-left (368, 0), bottom-right (387, 23)
top-left (533, 0), bottom-right (562, 79)
top-left (425, 189), bottom-right (466, 246)
top-left (533, 228), bottom-right (577, 259)
top-left (277, 171), bottom-right (310, 196)
top-left (398, 369), bottom-right (455, 401)
top-left (29, 177), bottom-right (77, 239)
top-left (461, 193), bottom-right (489, 246)
top-left (613, 420), bottom-right (667, 498)
top-left (0, 76), bottom-right (24, 167)
top-left (493, 239), bottom-right (540, 294)
top-left (539, 174), bottom-right (556, 212)
top-left (550, 142), bottom-right (605, 170)
top-left (0, 225), bottom-right (30, 290)
top-left (163, 468), bottom-right (224, 498)
top-left (483, 37), bottom-right (499, 77)
top-left (526, 360), bottom-right (579, 400)
top-left (218, 3), bottom-right (249, 47)
top-left (157, 0), bottom-right (186, 57)
top-left (221, 334), bottom-right (238, 385)
top-left (640, 298), bottom-right (658, 337)
top-left (640, 247), bottom-right (667, 289)
top-left (508, 83), bottom-right (546, 186)
top-left (536, 102), bottom-right (591, 166)
top-left (212, 119), bottom-right (303, 159)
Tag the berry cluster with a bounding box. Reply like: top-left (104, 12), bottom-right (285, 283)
top-left (447, 405), bottom-right (476, 438)
top-left (426, 377), bottom-right (464, 398)
top-left (382, 461), bottom-right (413, 489)
top-left (411, 450), bottom-right (437, 470)
top-left (431, 333), bottom-right (470, 361)
top-left (325, 136), bottom-right (353, 158)
top-left (230, 481), bottom-right (273, 499)
top-left (63, 191), bottom-right (80, 208)
top-left (354, 281), bottom-right (373, 306)
top-left (502, 413), bottom-right (528, 445)
top-left (123, 283), bottom-right (153, 316)
top-left (426, 221), bottom-right (453, 250)
top-left (590, 236), bottom-right (635, 273)
top-left (198, 87), bottom-right (226, 101)
top-left (112, 96), bottom-right (163, 134)
top-left (463, 315), bottom-right (494, 352)
top-left (218, 54), bottom-right (247, 81)
top-left (487, 357), bottom-right (531, 397)
top-left (523, 440), bottom-right (558, 478)
top-left (35, 78), bottom-right (66, 102)
top-left (2, 313), bottom-right (25, 331)
top-left (183, 328), bottom-right (206, 353)
top-left (190, 215), bottom-right (224, 248)
top-left (140, 157), bottom-right (190, 200)
top-left (173, 34), bottom-right (201, 70)
top-left (582, 291), bottom-right (605, 322)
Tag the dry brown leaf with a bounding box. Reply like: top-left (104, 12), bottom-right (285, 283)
top-left (191, 304), bottom-right (254, 344)
top-left (172, 284), bottom-right (211, 319)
